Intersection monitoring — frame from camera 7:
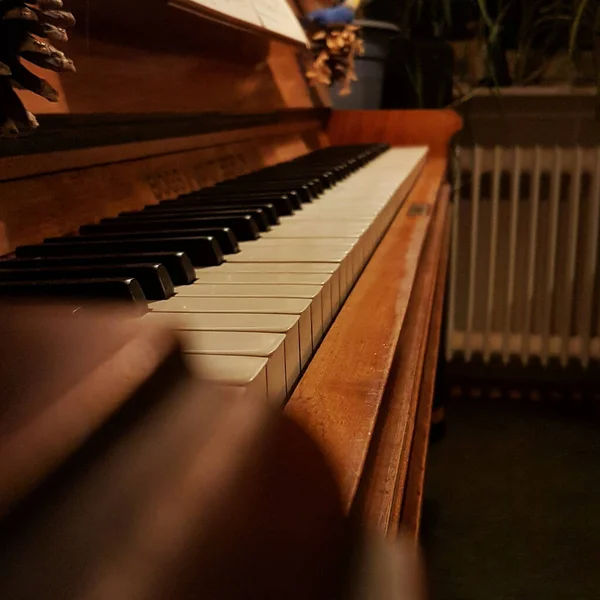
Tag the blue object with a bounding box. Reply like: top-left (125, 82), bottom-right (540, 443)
top-left (307, 6), bottom-right (355, 25)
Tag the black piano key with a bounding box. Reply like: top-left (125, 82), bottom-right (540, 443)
top-left (0, 278), bottom-right (147, 304)
top-left (128, 207), bottom-right (271, 232)
top-left (184, 192), bottom-right (299, 211)
top-left (56, 228), bottom-right (239, 254)
top-left (214, 183), bottom-right (313, 202)
top-left (97, 215), bottom-right (258, 242)
top-left (141, 203), bottom-right (279, 225)
top-left (0, 264), bottom-right (174, 300)
top-left (320, 172), bottom-right (334, 188)
top-left (209, 189), bottom-right (306, 207)
top-left (0, 252), bottom-right (196, 286)
top-left (254, 179), bottom-right (323, 196)
top-left (264, 179), bottom-right (321, 196)
top-left (76, 227), bottom-right (239, 253)
top-left (16, 237), bottom-right (224, 267)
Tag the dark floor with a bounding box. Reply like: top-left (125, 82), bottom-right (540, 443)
top-left (421, 398), bottom-right (600, 600)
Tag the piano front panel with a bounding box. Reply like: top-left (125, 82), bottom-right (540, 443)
top-left (0, 121), bottom-right (321, 253)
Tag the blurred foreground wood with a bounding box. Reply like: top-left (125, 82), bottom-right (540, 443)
top-left (0, 304), bottom-right (425, 600)
top-left (0, 305), bottom-right (347, 599)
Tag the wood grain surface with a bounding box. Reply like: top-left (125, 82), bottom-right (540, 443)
top-left (0, 128), bottom-right (317, 252)
top-left (328, 110), bottom-right (463, 157)
top-left (400, 185), bottom-right (452, 542)
top-left (0, 119), bottom-right (321, 182)
top-left (19, 14), bottom-right (322, 117)
top-left (353, 185), bottom-right (450, 536)
top-left (0, 306), bottom-right (182, 518)
top-left (285, 157), bottom-right (450, 526)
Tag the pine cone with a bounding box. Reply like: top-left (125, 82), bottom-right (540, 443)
top-left (0, 0), bottom-right (75, 137)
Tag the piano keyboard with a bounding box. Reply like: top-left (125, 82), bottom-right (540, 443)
top-left (0, 144), bottom-right (427, 403)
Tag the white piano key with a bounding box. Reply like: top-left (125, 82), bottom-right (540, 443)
top-left (178, 330), bottom-right (288, 405)
top-left (249, 230), bottom-right (370, 283)
top-left (262, 223), bottom-right (368, 239)
top-left (198, 262), bottom-right (341, 313)
top-left (225, 246), bottom-right (351, 262)
top-left (144, 311), bottom-right (303, 376)
top-left (173, 286), bottom-right (324, 336)
top-left (298, 215), bottom-right (377, 223)
top-left (191, 271), bottom-right (336, 322)
top-left (239, 239), bottom-right (356, 249)
top-left (184, 354), bottom-right (269, 403)
top-left (226, 247), bottom-right (353, 297)
top-left (149, 296), bottom-right (316, 354)
top-left (173, 283), bottom-right (326, 342)
top-left (193, 272), bottom-right (331, 285)
top-left (261, 222), bottom-right (374, 267)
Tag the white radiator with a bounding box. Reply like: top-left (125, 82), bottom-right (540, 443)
top-left (447, 145), bottom-right (600, 368)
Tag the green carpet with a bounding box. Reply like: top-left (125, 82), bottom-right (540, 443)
top-left (421, 399), bottom-right (600, 600)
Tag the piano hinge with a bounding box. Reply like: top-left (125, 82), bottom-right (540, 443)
top-left (407, 203), bottom-right (431, 217)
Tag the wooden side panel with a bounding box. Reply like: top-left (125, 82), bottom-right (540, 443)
top-left (354, 186), bottom-right (451, 536)
top-left (400, 186), bottom-right (452, 542)
top-left (327, 110), bottom-right (463, 157)
top-left (286, 157), bottom-right (450, 524)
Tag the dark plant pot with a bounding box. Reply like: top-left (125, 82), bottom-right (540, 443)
top-left (381, 38), bottom-right (454, 109)
top-left (330, 20), bottom-right (400, 110)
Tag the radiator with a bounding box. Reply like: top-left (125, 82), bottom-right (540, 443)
top-left (447, 145), bottom-right (600, 369)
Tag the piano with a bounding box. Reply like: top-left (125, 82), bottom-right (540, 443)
top-left (0, 1), bottom-right (461, 595)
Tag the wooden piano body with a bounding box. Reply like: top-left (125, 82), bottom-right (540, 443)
top-left (0, 0), bottom-right (462, 576)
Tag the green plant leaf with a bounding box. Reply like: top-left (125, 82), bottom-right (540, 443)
top-left (569, 0), bottom-right (592, 58)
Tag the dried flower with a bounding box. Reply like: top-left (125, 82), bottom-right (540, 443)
top-left (305, 24), bottom-right (364, 96)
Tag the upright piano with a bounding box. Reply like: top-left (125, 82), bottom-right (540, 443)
top-left (0, 2), bottom-right (461, 596)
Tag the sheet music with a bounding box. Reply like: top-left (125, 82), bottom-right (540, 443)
top-left (171, 0), bottom-right (307, 45)
top-left (252, 0), bottom-right (308, 45)
top-left (180, 0), bottom-right (262, 26)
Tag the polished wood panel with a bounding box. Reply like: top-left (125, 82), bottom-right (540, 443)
top-left (0, 306), bottom-right (181, 518)
top-left (20, 11), bottom-right (323, 116)
top-left (285, 156), bottom-right (450, 527)
top-left (328, 110), bottom-right (463, 157)
top-left (353, 185), bottom-right (450, 536)
top-left (0, 307), bottom-right (350, 600)
top-left (0, 118), bottom-right (321, 182)
top-left (400, 186), bottom-right (452, 542)
top-left (57, 36), bottom-right (313, 115)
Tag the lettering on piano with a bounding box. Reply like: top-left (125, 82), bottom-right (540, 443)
top-left (218, 153), bottom-right (252, 180)
top-left (191, 153), bottom-right (255, 189)
top-left (145, 169), bottom-right (192, 202)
